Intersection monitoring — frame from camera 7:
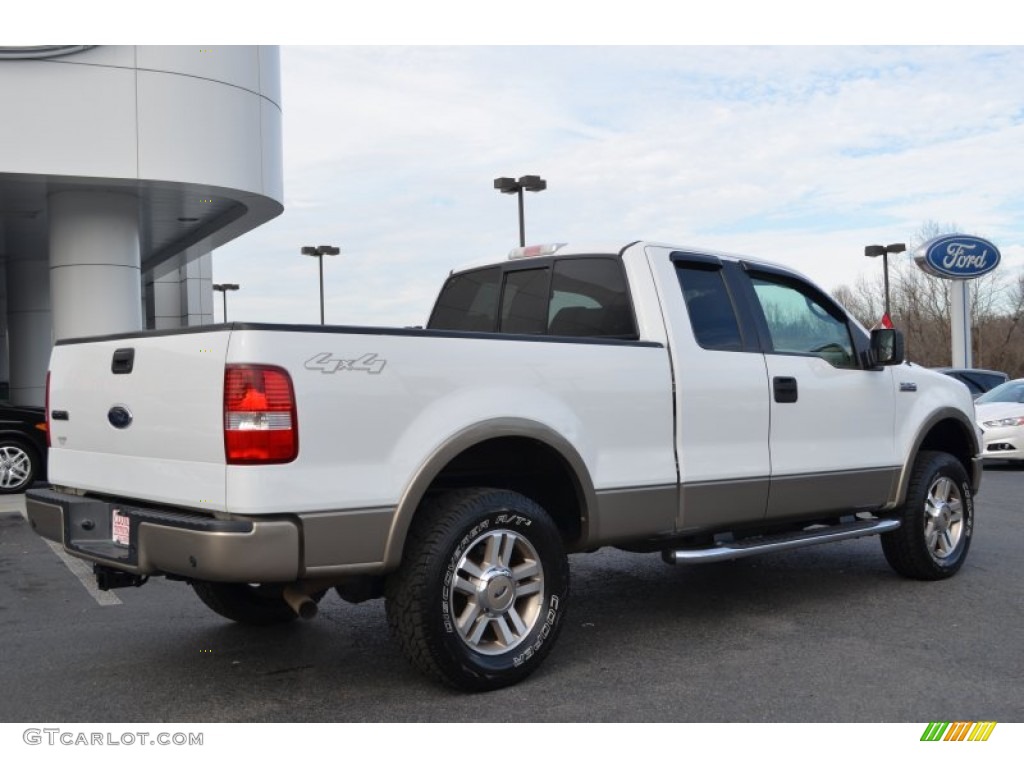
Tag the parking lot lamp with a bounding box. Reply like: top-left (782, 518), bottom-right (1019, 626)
top-left (212, 283), bottom-right (239, 323)
top-left (864, 242), bottom-right (906, 324)
top-left (494, 175), bottom-right (547, 246)
top-left (301, 245), bottom-right (340, 325)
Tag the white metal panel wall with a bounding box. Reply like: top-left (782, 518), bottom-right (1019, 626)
top-left (0, 46), bottom-right (281, 198)
top-left (136, 70), bottom-right (265, 193)
top-left (260, 93), bottom-right (285, 203)
top-left (136, 46), bottom-right (261, 93)
top-left (258, 46), bottom-right (282, 106)
top-left (50, 46), bottom-right (136, 67)
top-left (0, 60), bottom-right (138, 178)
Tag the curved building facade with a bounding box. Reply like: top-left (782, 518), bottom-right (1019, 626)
top-left (0, 45), bottom-right (284, 404)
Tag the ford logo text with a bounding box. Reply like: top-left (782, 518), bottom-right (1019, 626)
top-left (914, 234), bottom-right (1001, 280)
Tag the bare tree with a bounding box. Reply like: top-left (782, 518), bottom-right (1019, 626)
top-left (830, 220), bottom-right (1024, 377)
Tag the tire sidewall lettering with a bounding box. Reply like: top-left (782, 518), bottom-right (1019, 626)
top-left (963, 486), bottom-right (974, 539)
top-left (388, 487), bottom-right (569, 690)
top-left (513, 595), bottom-right (561, 668)
top-left (440, 507), bottom-right (564, 671)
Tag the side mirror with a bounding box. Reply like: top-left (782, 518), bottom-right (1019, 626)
top-left (870, 328), bottom-right (904, 366)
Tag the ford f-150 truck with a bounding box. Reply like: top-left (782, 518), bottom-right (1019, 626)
top-left (26, 240), bottom-right (982, 691)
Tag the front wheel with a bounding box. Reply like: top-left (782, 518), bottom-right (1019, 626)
top-left (385, 488), bottom-right (569, 692)
top-left (881, 451), bottom-right (974, 580)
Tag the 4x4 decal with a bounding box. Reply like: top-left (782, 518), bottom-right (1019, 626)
top-left (304, 352), bottom-right (387, 375)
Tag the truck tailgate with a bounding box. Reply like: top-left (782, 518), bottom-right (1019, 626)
top-left (47, 330), bottom-right (230, 510)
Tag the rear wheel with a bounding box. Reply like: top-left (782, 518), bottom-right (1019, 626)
top-left (385, 487), bottom-right (569, 692)
top-left (191, 582), bottom-right (317, 625)
top-left (881, 451), bottom-right (974, 580)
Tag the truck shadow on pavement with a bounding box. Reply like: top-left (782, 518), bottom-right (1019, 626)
top-left (131, 541), bottom-right (920, 717)
top-left (5, 530), bottom-right (993, 722)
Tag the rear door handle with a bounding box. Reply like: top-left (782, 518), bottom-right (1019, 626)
top-left (773, 376), bottom-right (798, 403)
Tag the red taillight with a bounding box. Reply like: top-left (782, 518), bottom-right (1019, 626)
top-left (224, 365), bottom-right (298, 464)
top-left (45, 371), bottom-right (51, 447)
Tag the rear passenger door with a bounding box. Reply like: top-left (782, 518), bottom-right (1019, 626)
top-left (664, 251), bottom-right (773, 530)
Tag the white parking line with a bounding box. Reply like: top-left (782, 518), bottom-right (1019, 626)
top-left (44, 539), bottom-right (123, 607)
top-left (16, 495), bottom-right (122, 606)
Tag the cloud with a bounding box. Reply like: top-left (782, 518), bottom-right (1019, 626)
top-left (213, 45), bottom-right (1024, 326)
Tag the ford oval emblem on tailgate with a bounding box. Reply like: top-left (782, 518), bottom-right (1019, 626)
top-left (108, 406), bottom-right (133, 429)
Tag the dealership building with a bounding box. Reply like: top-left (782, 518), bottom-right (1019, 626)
top-left (0, 45), bottom-right (284, 405)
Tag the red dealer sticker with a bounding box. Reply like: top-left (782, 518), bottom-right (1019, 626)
top-left (112, 509), bottom-right (130, 547)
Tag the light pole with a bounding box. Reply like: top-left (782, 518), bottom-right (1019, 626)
top-left (212, 283), bottom-right (239, 323)
top-left (301, 245), bottom-right (340, 325)
top-left (494, 175), bottom-right (547, 246)
top-left (864, 242), bottom-right (906, 323)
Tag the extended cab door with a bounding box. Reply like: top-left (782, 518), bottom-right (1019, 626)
top-left (647, 247), bottom-right (773, 531)
top-left (741, 265), bottom-right (899, 518)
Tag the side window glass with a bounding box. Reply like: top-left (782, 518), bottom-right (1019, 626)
top-left (500, 268), bottom-right (549, 334)
top-left (956, 373), bottom-right (985, 396)
top-left (428, 267), bottom-right (500, 331)
top-left (676, 266), bottom-right (743, 351)
top-left (751, 276), bottom-right (857, 368)
top-left (973, 373), bottom-right (1006, 392)
top-left (547, 258), bottom-right (636, 338)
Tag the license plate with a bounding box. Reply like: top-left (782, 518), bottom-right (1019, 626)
top-left (111, 509), bottom-right (130, 547)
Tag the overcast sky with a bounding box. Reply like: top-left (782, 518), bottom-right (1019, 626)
top-left (207, 42), bottom-right (1024, 326)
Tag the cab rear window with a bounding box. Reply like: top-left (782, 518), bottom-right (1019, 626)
top-left (428, 258), bottom-right (636, 339)
top-left (428, 267), bottom-right (501, 332)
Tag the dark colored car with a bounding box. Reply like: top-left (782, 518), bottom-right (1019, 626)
top-left (933, 367), bottom-right (1010, 399)
top-left (0, 404), bottom-right (48, 494)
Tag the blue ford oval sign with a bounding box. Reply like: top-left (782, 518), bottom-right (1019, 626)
top-left (914, 234), bottom-right (1001, 280)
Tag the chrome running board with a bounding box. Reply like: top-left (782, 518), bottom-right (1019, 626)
top-left (662, 518), bottom-right (901, 565)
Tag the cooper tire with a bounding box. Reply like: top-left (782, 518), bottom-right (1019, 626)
top-left (881, 451), bottom-right (974, 580)
top-left (191, 582), bottom-right (315, 626)
top-left (385, 487), bottom-right (569, 692)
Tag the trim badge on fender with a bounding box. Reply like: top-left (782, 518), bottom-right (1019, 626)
top-left (108, 406), bottom-right (133, 429)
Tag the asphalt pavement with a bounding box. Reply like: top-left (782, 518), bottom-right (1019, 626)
top-left (1, 467), bottom-right (1021, 723)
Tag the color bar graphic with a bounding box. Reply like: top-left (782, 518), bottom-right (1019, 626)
top-left (921, 722), bottom-right (997, 742)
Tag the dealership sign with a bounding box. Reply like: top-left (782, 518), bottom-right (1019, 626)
top-left (914, 234), bottom-right (1001, 280)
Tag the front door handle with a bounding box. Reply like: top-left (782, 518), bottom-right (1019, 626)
top-left (773, 376), bottom-right (798, 403)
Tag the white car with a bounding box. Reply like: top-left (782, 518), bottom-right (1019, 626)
top-left (975, 378), bottom-right (1024, 464)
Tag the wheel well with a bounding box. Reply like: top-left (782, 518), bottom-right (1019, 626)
top-left (918, 418), bottom-right (974, 478)
top-left (421, 436), bottom-right (585, 544)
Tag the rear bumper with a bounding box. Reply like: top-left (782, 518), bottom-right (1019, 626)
top-left (25, 488), bottom-right (300, 582)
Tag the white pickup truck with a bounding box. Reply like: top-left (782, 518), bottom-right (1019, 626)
top-left (27, 240), bottom-right (982, 691)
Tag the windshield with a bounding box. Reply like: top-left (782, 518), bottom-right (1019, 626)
top-left (976, 380), bottom-right (1024, 405)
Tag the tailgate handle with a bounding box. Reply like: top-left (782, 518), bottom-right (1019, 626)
top-left (111, 348), bottom-right (135, 374)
